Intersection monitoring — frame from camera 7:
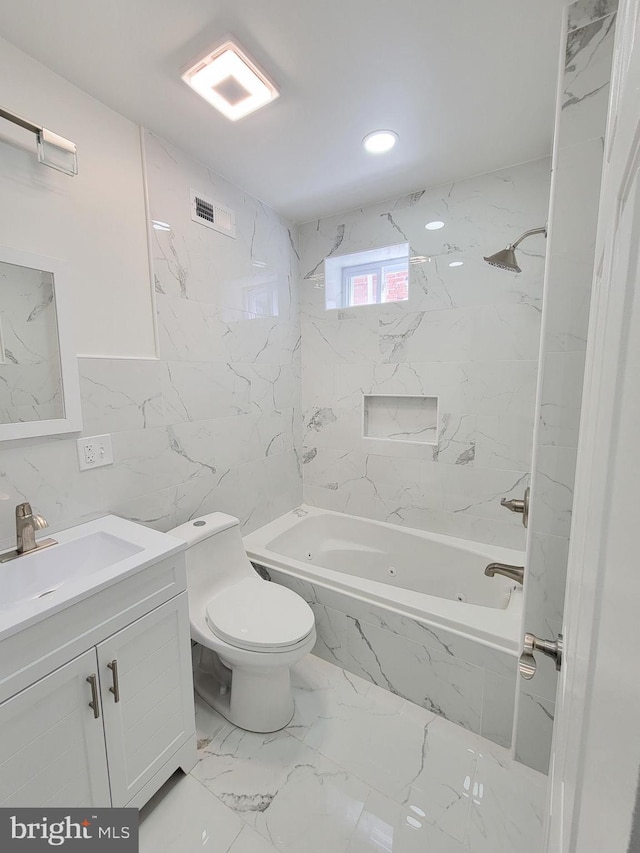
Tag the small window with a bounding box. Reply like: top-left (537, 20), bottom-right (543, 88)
top-left (342, 259), bottom-right (409, 307)
top-left (324, 243), bottom-right (409, 309)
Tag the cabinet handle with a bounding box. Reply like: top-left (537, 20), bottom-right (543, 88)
top-left (86, 674), bottom-right (100, 719)
top-left (107, 660), bottom-right (120, 703)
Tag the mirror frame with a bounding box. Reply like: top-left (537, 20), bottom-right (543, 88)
top-left (0, 246), bottom-right (82, 440)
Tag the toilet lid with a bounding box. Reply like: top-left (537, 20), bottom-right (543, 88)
top-left (205, 577), bottom-right (315, 651)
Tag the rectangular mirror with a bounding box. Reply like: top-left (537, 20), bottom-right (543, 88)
top-left (0, 246), bottom-right (81, 440)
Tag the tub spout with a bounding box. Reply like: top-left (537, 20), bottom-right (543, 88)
top-left (484, 562), bottom-right (524, 585)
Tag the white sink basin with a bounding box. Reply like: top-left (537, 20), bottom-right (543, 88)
top-left (0, 532), bottom-right (143, 612)
top-left (0, 515), bottom-right (186, 641)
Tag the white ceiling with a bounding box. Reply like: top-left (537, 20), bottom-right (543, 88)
top-left (0, 0), bottom-right (563, 222)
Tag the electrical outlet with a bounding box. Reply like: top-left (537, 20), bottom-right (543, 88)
top-left (77, 434), bottom-right (113, 471)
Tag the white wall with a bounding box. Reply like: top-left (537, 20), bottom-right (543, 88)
top-left (298, 158), bottom-right (551, 550)
top-left (0, 35), bottom-right (155, 357)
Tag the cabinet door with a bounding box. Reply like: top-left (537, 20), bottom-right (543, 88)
top-left (0, 649), bottom-right (111, 807)
top-left (97, 593), bottom-right (195, 806)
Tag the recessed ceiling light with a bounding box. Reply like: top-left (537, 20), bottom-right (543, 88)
top-left (362, 130), bottom-right (398, 154)
top-left (182, 40), bottom-right (279, 121)
top-left (449, 261), bottom-right (464, 267)
top-left (252, 260), bottom-right (267, 268)
top-left (151, 220), bottom-right (171, 231)
top-left (425, 220), bottom-right (445, 230)
top-left (410, 255), bottom-right (429, 265)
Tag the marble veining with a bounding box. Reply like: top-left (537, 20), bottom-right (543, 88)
top-left (268, 565), bottom-right (519, 749)
top-left (298, 158), bottom-right (550, 550)
top-left (567, 0), bottom-right (617, 32)
top-left (562, 12), bottom-right (617, 148)
top-left (433, 413), bottom-right (476, 465)
top-left (363, 394), bottom-right (438, 444)
top-left (140, 654), bottom-right (546, 853)
top-left (0, 131), bottom-right (303, 550)
top-left (0, 263), bottom-right (64, 424)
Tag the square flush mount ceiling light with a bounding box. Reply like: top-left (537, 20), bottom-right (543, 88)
top-left (181, 40), bottom-right (279, 121)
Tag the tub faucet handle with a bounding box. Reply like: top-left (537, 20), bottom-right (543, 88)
top-left (500, 486), bottom-right (530, 528)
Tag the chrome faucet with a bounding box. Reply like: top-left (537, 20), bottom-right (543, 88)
top-left (0, 502), bottom-right (56, 563)
top-left (16, 502), bottom-right (49, 554)
top-left (484, 562), bottom-right (525, 585)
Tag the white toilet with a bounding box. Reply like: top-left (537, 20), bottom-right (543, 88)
top-left (170, 512), bottom-right (316, 733)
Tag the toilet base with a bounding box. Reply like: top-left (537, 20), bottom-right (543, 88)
top-left (194, 647), bottom-right (295, 733)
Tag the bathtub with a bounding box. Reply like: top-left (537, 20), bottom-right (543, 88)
top-left (244, 505), bottom-right (523, 746)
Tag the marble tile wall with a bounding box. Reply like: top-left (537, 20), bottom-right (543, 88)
top-left (514, 0), bottom-right (617, 773)
top-left (363, 394), bottom-right (438, 443)
top-left (297, 159), bottom-right (551, 551)
top-left (0, 131), bottom-right (302, 549)
top-left (264, 565), bottom-right (519, 748)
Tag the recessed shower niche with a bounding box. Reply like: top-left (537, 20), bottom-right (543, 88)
top-left (363, 394), bottom-right (438, 444)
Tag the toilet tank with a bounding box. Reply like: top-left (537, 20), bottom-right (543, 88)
top-left (169, 513), bottom-right (255, 598)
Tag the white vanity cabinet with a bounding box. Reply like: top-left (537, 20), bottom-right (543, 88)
top-left (97, 594), bottom-right (194, 806)
top-left (0, 517), bottom-right (197, 810)
top-left (0, 649), bottom-right (111, 807)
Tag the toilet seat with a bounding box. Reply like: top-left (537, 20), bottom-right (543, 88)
top-left (205, 577), bottom-right (315, 652)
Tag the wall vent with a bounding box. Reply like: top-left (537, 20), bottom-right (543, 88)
top-left (190, 189), bottom-right (236, 238)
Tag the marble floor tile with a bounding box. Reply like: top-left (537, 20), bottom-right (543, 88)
top-left (193, 724), bottom-right (370, 853)
top-left (464, 745), bottom-right (547, 853)
top-left (404, 724), bottom-right (477, 842)
top-left (294, 654), bottom-right (479, 840)
top-left (288, 652), bottom-right (373, 741)
top-left (345, 789), bottom-right (468, 853)
top-left (139, 773), bottom-right (243, 853)
top-left (228, 826), bottom-right (281, 853)
top-left (299, 669), bottom-right (434, 804)
top-left (142, 654), bottom-right (547, 853)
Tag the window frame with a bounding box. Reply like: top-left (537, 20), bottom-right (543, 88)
top-left (340, 256), bottom-right (409, 308)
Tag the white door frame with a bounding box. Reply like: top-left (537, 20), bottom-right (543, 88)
top-left (546, 1), bottom-right (640, 849)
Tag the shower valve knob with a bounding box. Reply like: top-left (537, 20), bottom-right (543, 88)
top-left (519, 632), bottom-right (563, 680)
top-left (501, 498), bottom-right (525, 513)
top-left (500, 487), bottom-right (530, 528)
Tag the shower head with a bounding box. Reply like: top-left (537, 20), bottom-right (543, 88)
top-left (483, 226), bottom-right (547, 273)
top-left (483, 246), bottom-right (521, 273)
